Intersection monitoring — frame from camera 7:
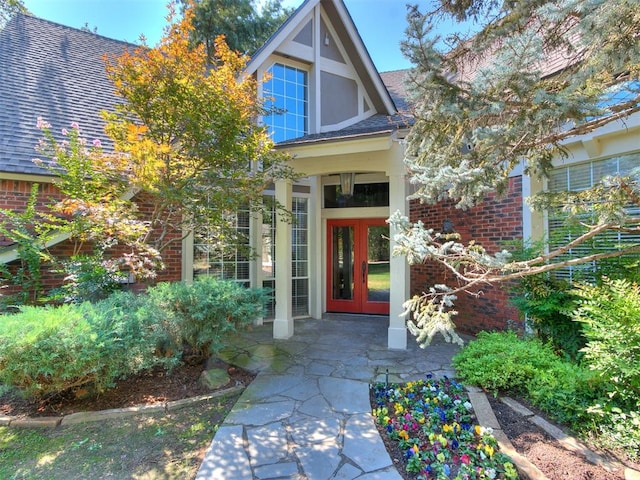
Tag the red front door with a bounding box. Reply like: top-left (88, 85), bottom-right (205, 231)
top-left (326, 219), bottom-right (390, 314)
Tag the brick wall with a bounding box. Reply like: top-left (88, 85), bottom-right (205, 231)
top-left (1, 179), bottom-right (183, 300)
top-left (409, 176), bottom-right (524, 334)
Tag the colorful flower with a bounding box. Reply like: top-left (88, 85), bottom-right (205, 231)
top-left (371, 375), bottom-right (518, 479)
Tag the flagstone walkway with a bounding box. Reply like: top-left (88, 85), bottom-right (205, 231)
top-left (196, 315), bottom-right (464, 479)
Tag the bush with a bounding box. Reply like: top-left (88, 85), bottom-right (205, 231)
top-left (525, 360), bottom-right (604, 426)
top-left (571, 278), bottom-right (640, 458)
top-left (572, 278), bottom-right (640, 409)
top-left (0, 293), bottom-right (179, 399)
top-left (147, 277), bottom-right (266, 360)
top-left (510, 275), bottom-right (584, 360)
top-left (51, 253), bottom-right (126, 303)
top-left (452, 331), bottom-right (563, 394)
top-left (453, 328), bottom-right (640, 459)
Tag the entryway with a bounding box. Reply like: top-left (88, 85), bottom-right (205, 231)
top-left (326, 218), bottom-right (390, 314)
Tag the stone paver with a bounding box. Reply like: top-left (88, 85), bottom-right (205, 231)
top-left (196, 315), bottom-right (464, 479)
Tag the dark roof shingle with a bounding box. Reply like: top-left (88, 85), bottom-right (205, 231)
top-left (0, 14), bottom-right (414, 166)
top-left (0, 14), bottom-right (133, 175)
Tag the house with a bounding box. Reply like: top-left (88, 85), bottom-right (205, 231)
top-left (2, 0), bottom-right (638, 349)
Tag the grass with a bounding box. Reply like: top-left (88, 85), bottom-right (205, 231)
top-left (368, 261), bottom-right (390, 290)
top-left (0, 392), bottom-right (240, 480)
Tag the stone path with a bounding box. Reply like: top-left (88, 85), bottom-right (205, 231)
top-left (196, 314), bottom-right (463, 480)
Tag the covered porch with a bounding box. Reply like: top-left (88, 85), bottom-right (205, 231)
top-left (271, 132), bottom-right (411, 349)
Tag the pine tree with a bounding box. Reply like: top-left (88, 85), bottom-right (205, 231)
top-left (392, 0), bottom-right (640, 345)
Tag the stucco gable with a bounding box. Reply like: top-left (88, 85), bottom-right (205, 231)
top-left (247, 0), bottom-right (397, 141)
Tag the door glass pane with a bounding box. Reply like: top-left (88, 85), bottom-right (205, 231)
top-left (367, 225), bottom-right (390, 302)
top-left (332, 226), bottom-right (354, 300)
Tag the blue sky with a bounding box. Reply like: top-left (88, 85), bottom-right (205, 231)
top-left (21, 0), bottom-right (456, 72)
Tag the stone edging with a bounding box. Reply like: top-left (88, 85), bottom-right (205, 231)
top-left (466, 386), bottom-right (640, 480)
top-left (0, 385), bottom-right (245, 429)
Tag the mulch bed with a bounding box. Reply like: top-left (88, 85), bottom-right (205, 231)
top-left (0, 361), bottom-right (255, 418)
top-left (487, 395), bottom-right (633, 480)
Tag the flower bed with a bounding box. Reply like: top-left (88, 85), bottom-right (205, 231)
top-left (371, 375), bottom-right (519, 479)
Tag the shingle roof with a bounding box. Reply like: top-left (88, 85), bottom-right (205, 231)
top-left (0, 13), bottom-right (414, 167)
top-left (0, 14), bottom-right (133, 176)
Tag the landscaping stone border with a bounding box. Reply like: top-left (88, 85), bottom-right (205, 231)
top-left (0, 385), bottom-right (244, 428)
top-left (467, 386), bottom-right (640, 480)
top-left (466, 386), bottom-right (549, 480)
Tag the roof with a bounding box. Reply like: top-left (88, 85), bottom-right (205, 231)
top-left (0, 12), bottom-right (414, 172)
top-left (0, 14), bottom-right (133, 176)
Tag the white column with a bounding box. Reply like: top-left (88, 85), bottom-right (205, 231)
top-left (387, 173), bottom-right (409, 349)
top-left (273, 179), bottom-right (294, 339)
top-left (309, 176), bottom-right (323, 319)
top-left (181, 230), bottom-right (194, 284)
top-left (251, 206), bottom-right (264, 326)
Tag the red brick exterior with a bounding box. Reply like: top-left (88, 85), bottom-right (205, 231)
top-left (1, 179), bottom-right (182, 300)
top-left (409, 176), bottom-right (524, 334)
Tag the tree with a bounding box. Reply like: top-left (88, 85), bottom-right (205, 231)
top-left (179, 0), bottom-right (293, 57)
top-left (102, 4), bottom-right (293, 257)
top-left (0, 0), bottom-right (26, 28)
top-left (392, 0), bottom-right (640, 346)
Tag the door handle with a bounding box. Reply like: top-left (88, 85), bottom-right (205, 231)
top-left (362, 261), bottom-right (366, 283)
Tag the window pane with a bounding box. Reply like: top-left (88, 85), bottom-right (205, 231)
top-left (547, 154), bottom-right (640, 281)
top-left (272, 63), bottom-right (284, 79)
top-left (263, 63), bottom-right (308, 142)
top-left (193, 207), bottom-right (251, 284)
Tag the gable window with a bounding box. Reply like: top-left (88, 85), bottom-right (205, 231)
top-left (263, 63), bottom-right (308, 143)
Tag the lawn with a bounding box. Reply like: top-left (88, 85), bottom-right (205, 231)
top-left (0, 392), bottom-right (240, 480)
top-left (368, 261), bottom-right (390, 290)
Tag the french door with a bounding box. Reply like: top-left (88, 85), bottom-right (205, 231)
top-left (326, 218), bottom-right (390, 314)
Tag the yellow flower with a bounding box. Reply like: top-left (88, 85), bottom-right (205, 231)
top-left (475, 425), bottom-right (483, 435)
top-left (442, 424), bottom-right (453, 433)
top-left (398, 430), bottom-right (409, 440)
top-left (484, 444), bottom-right (495, 457)
top-left (412, 444), bottom-right (420, 455)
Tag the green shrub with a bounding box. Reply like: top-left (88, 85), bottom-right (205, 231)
top-left (572, 278), bottom-right (640, 409)
top-left (571, 278), bottom-right (640, 458)
top-left (453, 328), bottom-right (638, 458)
top-left (51, 253), bottom-right (126, 303)
top-left (525, 360), bottom-right (605, 426)
top-left (510, 275), bottom-right (584, 360)
top-left (0, 293), bottom-right (179, 399)
top-left (147, 277), bottom-right (266, 360)
top-left (452, 331), bottom-right (565, 393)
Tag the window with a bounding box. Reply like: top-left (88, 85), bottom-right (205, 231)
top-left (547, 153), bottom-right (640, 281)
top-left (323, 182), bottom-right (389, 208)
top-left (261, 195), bottom-right (309, 319)
top-left (292, 197), bottom-right (309, 317)
top-left (193, 208), bottom-right (251, 287)
top-left (263, 63), bottom-right (308, 143)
